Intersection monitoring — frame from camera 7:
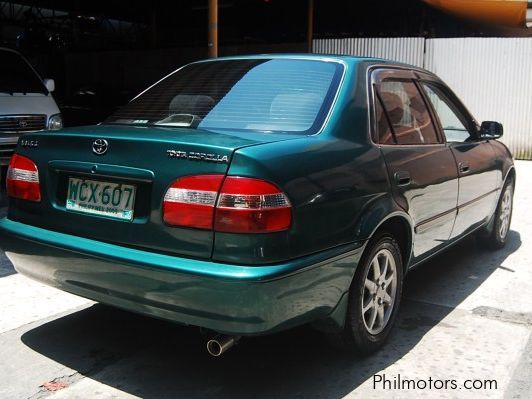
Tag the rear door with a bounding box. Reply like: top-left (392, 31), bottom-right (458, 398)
top-left (372, 68), bottom-right (459, 261)
top-left (419, 81), bottom-right (498, 238)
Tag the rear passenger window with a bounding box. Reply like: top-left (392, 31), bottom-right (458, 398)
top-left (376, 81), bottom-right (440, 145)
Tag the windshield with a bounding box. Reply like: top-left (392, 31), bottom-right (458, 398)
top-left (106, 59), bottom-right (343, 135)
top-left (0, 50), bottom-right (47, 94)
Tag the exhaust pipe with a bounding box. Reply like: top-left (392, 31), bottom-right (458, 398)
top-left (206, 335), bottom-right (239, 357)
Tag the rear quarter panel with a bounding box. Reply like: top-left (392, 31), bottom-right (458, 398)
top-left (213, 61), bottom-right (396, 264)
top-left (213, 137), bottom-right (390, 264)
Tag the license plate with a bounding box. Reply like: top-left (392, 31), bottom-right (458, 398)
top-left (66, 178), bottom-right (136, 221)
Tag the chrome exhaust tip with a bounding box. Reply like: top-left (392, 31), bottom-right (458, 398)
top-left (206, 335), bottom-right (239, 357)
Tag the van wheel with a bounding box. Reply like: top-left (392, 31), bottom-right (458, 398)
top-left (479, 180), bottom-right (514, 250)
top-left (329, 233), bottom-right (403, 355)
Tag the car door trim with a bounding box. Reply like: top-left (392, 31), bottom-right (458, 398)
top-left (415, 208), bottom-right (457, 234)
top-left (416, 188), bottom-right (499, 234)
top-left (457, 188), bottom-right (499, 211)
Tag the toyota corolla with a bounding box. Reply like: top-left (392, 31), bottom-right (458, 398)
top-left (0, 55), bottom-right (514, 356)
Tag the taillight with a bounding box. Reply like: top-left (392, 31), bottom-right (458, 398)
top-left (163, 175), bottom-right (224, 229)
top-left (6, 154), bottom-right (41, 202)
top-left (215, 177), bottom-right (291, 233)
top-left (163, 175), bottom-right (292, 233)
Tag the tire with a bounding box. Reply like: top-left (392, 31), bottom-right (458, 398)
top-left (329, 232), bottom-right (404, 356)
top-left (478, 179), bottom-right (514, 250)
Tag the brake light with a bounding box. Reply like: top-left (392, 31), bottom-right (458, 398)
top-left (214, 177), bottom-right (291, 233)
top-left (6, 154), bottom-right (41, 202)
top-left (163, 175), bottom-right (224, 229)
top-left (163, 175), bottom-right (292, 233)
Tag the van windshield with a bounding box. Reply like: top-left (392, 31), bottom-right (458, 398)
top-left (106, 59), bottom-right (343, 135)
top-left (0, 50), bottom-right (47, 95)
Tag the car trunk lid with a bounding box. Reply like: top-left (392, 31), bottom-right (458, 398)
top-left (8, 124), bottom-right (299, 259)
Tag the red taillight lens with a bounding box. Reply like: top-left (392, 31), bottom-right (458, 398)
top-left (163, 175), bottom-right (292, 233)
top-left (214, 177), bottom-right (292, 233)
top-left (6, 154), bottom-right (41, 202)
top-left (163, 175), bottom-right (224, 229)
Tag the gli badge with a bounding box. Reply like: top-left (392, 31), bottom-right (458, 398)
top-left (19, 139), bottom-right (39, 148)
top-left (92, 139), bottom-right (109, 155)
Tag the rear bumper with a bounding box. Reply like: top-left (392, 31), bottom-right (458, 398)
top-left (0, 218), bottom-right (363, 335)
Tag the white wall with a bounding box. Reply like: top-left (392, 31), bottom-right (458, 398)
top-left (314, 37), bottom-right (425, 67)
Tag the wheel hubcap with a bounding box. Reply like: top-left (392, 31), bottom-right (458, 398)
top-left (498, 187), bottom-right (512, 240)
top-left (362, 248), bottom-right (397, 335)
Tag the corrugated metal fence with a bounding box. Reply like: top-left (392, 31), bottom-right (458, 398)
top-left (314, 37), bottom-right (532, 159)
top-left (314, 37), bottom-right (426, 67)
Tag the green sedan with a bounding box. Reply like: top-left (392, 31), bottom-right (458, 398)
top-left (0, 55), bottom-right (514, 356)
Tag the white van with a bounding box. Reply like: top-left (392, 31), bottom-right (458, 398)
top-left (0, 47), bottom-right (62, 167)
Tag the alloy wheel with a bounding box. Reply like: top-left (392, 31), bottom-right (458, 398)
top-left (361, 248), bottom-right (398, 335)
top-left (498, 186), bottom-right (512, 240)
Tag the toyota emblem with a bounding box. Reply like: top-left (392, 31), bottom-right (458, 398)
top-left (18, 120), bottom-right (28, 129)
top-left (92, 139), bottom-right (109, 155)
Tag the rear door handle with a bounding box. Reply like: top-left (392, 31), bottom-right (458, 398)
top-left (459, 162), bottom-right (470, 174)
top-left (394, 171), bottom-right (411, 186)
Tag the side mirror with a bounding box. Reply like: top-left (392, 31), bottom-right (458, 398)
top-left (44, 78), bottom-right (55, 93)
top-left (480, 121), bottom-right (503, 139)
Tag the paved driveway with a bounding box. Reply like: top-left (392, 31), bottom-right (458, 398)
top-left (0, 162), bottom-right (531, 399)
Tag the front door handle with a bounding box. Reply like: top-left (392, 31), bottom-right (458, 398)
top-left (459, 162), bottom-right (470, 174)
top-left (394, 171), bottom-right (411, 186)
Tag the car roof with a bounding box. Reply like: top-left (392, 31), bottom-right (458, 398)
top-left (192, 53), bottom-right (436, 77)
top-left (194, 53), bottom-right (388, 65)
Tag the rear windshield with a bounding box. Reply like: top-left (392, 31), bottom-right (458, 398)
top-left (106, 59), bottom-right (343, 135)
top-left (0, 50), bottom-right (47, 94)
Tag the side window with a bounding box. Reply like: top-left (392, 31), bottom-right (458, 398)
top-left (421, 83), bottom-right (471, 143)
top-left (376, 80), bottom-right (440, 145)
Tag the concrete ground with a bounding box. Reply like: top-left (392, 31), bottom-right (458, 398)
top-left (0, 162), bottom-right (531, 399)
